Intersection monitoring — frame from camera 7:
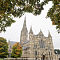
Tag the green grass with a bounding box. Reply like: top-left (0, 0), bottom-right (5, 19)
top-left (0, 58), bottom-right (3, 60)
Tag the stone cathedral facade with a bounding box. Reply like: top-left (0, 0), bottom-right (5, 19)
top-left (20, 17), bottom-right (58, 60)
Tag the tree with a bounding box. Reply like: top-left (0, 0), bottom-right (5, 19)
top-left (11, 42), bottom-right (22, 58)
top-left (54, 49), bottom-right (60, 54)
top-left (0, 0), bottom-right (60, 32)
top-left (0, 37), bottom-right (8, 58)
top-left (47, 0), bottom-right (60, 30)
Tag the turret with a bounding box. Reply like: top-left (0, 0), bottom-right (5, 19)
top-left (38, 29), bottom-right (44, 37)
top-left (48, 31), bottom-right (54, 52)
top-left (29, 27), bottom-right (33, 34)
top-left (48, 31), bottom-right (52, 42)
top-left (29, 27), bottom-right (33, 40)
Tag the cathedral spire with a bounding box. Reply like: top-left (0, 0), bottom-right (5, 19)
top-left (20, 16), bottom-right (28, 45)
top-left (23, 16), bottom-right (26, 28)
top-left (21, 16), bottom-right (28, 32)
top-left (29, 26), bottom-right (33, 34)
top-left (48, 31), bottom-right (51, 37)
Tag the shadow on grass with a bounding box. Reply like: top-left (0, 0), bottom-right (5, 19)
top-left (0, 58), bottom-right (4, 60)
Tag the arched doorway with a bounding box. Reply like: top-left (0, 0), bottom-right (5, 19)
top-left (43, 55), bottom-right (45, 60)
top-left (59, 58), bottom-right (60, 60)
top-left (41, 55), bottom-right (45, 60)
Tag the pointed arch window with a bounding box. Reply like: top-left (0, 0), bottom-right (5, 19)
top-left (39, 40), bottom-right (45, 48)
top-left (35, 51), bottom-right (37, 56)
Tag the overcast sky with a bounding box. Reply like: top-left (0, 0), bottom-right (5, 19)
top-left (0, 1), bottom-right (60, 49)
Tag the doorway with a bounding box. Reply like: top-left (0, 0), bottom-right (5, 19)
top-left (41, 55), bottom-right (45, 60)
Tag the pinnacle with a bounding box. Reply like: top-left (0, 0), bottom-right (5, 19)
top-left (48, 31), bottom-right (51, 37)
top-left (29, 26), bottom-right (33, 34)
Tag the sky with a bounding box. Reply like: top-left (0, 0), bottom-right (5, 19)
top-left (0, 1), bottom-right (60, 49)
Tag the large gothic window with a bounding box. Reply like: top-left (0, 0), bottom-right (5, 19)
top-left (39, 40), bottom-right (45, 48)
top-left (35, 51), bottom-right (37, 56)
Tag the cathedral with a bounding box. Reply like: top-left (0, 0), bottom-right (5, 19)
top-left (20, 17), bottom-right (58, 60)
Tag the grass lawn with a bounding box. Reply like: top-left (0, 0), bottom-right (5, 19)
top-left (0, 58), bottom-right (3, 60)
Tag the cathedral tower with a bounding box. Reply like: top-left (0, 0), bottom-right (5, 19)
top-left (48, 32), bottom-right (54, 53)
top-left (20, 17), bottom-right (28, 46)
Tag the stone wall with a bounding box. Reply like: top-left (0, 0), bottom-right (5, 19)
top-left (4, 58), bottom-right (40, 60)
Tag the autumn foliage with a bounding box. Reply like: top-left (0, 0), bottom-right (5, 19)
top-left (0, 37), bottom-right (8, 58)
top-left (0, 0), bottom-right (60, 32)
top-left (11, 42), bottom-right (22, 58)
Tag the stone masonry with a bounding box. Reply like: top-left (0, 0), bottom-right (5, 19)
top-left (20, 17), bottom-right (58, 60)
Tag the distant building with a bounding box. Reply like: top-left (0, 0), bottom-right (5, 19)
top-left (20, 17), bottom-right (58, 60)
top-left (8, 41), bottom-right (16, 57)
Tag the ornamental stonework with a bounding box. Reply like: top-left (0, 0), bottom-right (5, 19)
top-left (20, 17), bottom-right (58, 60)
